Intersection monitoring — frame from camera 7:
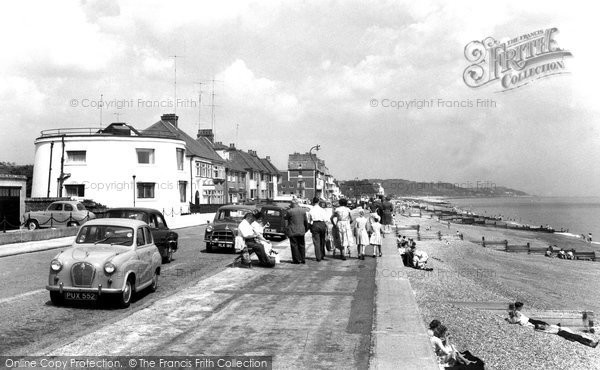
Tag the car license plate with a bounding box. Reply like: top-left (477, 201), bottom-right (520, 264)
top-left (265, 228), bottom-right (275, 233)
top-left (65, 292), bottom-right (97, 301)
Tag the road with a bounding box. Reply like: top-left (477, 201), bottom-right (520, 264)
top-left (0, 224), bottom-right (377, 369)
top-left (0, 225), bottom-right (239, 355)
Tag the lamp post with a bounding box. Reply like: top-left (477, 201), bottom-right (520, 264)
top-left (132, 175), bottom-right (136, 207)
top-left (309, 144), bottom-right (320, 199)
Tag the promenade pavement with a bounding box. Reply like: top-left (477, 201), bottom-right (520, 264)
top-left (6, 225), bottom-right (438, 369)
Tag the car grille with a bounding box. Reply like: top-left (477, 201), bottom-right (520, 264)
top-left (71, 262), bottom-right (95, 287)
top-left (212, 230), bottom-right (234, 242)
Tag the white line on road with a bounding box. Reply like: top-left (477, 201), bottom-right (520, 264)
top-left (0, 288), bottom-right (46, 305)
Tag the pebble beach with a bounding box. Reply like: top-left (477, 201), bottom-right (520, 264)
top-left (395, 215), bottom-right (600, 370)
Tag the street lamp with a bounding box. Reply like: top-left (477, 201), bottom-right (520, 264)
top-left (309, 144), bottom-right (320, 199)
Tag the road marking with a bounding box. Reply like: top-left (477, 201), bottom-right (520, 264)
top-left (0, 288), bottom-right (46, 305)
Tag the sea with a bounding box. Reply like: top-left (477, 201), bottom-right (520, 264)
top-left (449, 197), bottom-right (600, 243)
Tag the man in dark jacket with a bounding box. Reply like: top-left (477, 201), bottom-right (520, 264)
top-left (285, 200), bottom-right (309, 264)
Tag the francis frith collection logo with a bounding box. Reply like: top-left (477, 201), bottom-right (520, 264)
top-left (463, 28), bottom-right (572, 91)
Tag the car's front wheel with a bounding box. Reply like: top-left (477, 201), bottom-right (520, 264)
top-left (27, 220), bottom-right (39, 230)
top-left (67, 221), bottom-right (79, 227)
top-left (206, 243), bottom-right (213, 253)
top-left (49, 291), bottom-right (63, 306)
top-left (118, 279), bottom-right (133, 308)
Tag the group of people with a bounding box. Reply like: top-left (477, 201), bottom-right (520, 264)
top-left (506, 301), bottom-right (598, 348)
top-left (397, 235), bottom-right (431, 270)
top-left (329, 198), bottom-right (390, 260)
top-left (545, 245), bottom-right (575, 259)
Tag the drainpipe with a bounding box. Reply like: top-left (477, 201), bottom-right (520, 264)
top-left (47, 141), bottom-right (54, 197)
top-left (189, 157), bottom-right (193, 204)
top-left (58, 135), bottom-right (65, 197)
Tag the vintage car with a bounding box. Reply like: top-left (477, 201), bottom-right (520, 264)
top-left (46, 218), bottom-right (161, 308)
top-left (258, 203), bottom-right (288, 240)
top-left (204, 204), bottom-right (258, 252)
top-left (25, 201), bottom-right (95, 230)
top-left (101, 207), bottom-right (178, 263)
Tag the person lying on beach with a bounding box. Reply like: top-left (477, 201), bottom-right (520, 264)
top-left (506, 302), bottom-right (550, 329)
top-left (430, 325), bottom-right (476, 366)
top-left (545, 246), bottom-right (555, 258)
top-left (557, 249), bottom-right (567, 259)
top-left (566, 250), bottom-right (574, 260)
top-left (535, 323), bottom-right (599, 348)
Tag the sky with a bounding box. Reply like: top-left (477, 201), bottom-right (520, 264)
top-left (0, 0), bottom-right (598, 196)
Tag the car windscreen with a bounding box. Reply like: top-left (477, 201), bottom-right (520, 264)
top-left (76, 225), bottom-right (134, 246)
top-left (217, 209), bottom-right (247, 221)
top-left (105, 211), bottom-right (149, 223)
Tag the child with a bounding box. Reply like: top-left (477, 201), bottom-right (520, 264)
top-left (354, 210), bottom-right (370, 260)
top-left (370, 215), bottom-right (383, 257)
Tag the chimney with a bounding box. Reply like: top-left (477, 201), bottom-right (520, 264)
top-left (249, 150), bottom-right (257, 156)
top-left (266, 156), bottom-right (271, 161)
top-left (161, 113), bottom-right (178, 127)
top-left (229, 143), bottom-right (235, 149)
top-left (197, 129), bottom-right (214, 143)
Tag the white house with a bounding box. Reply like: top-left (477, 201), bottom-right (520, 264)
top-left (31, 120), bottom-right (191, 213)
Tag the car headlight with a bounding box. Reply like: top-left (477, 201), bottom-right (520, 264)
top-left (104, 262), bottom-right (116, 275)
top-left (206, 225), bottom-right (213, 233)
top-left (50, 259), bottom-right (62, 272)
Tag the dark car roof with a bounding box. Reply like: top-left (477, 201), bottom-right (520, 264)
top-left (217, 205), bottom-right (258, 211)
top-left (105, 207), bottom-right (164, 215)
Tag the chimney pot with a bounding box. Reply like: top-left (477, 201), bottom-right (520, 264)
top-left (197, 129), bottom-right (214, 143)
top-left (266, 156), bottom-right (271, 161)
top-left (161, 113), bottom-right (179, 127)
top-left (229, 143), bottom-right (235, 149)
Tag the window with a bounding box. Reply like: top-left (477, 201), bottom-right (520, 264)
top-left (176, 148), bottom-right (185, 170)
top-left (213, 166), bottom-right (220, 178)
top-left (298, 170), bottom-right (303, 176)
top-left (144, 227), bottom-right (153, 244)
top-left (136, 228), bottom-right (145, 246)
top-left (137, 183), bottom-right (155, 198)
top-left (249, 171), bottom-right (254, 180)
top-left (64, 204), bottom-right (74, 212)
top-left (195, 162), bottom-right (201, 176)
top-left (200, 162), bottom-right (209, 177)
top-left (66, 151), bottom-right (86, 164)
top-left (64, 184), bottom-right (85, 197)
top-left (241, 173), bottom-right (246, 181)
top-left (136, 149), bottom-right (155, 164)
top-left (0, 187), bottom-right (20, 197)
top-left (179, 181), bottom-right (187, 203)
top-left (260, 173), bottom-right (265, 181)
top-left (48, 203), bottom-right (63, 211)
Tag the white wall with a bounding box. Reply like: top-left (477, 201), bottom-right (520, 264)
top-left (32, 136), bottom-right (190, 213)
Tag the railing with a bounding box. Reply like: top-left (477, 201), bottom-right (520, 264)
top-left (39, 128), bottom-right (179, 139)
top-left (16, 212), bottom-right (93, 232)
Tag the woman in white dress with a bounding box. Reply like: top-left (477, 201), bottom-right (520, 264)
top-left (330, 198), bottom-right (354, 260)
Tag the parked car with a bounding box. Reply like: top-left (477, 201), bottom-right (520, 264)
top-left (101, 208), bottom-right (178, 263)
top-left (259, 203), bottom-right (288, 240)
top-left (46, 218), bottom-right (161, 308)
top-left (204, 204), bottom-right (258, 252)
top-left (25, 201), bottom-right (95, 230)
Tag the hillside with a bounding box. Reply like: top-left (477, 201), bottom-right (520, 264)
top-left (369, 178), bottom-right (528, 197)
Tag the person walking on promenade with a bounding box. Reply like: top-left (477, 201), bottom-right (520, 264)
top-left (331, 198), bottom-right (354, 260)
top-left (285, 199), bottom-right (309, 264)
top-left (308, 197), bottom-right (328, 261)
top-left (355, 210), bottom-right (370, 260)
top-left (381, 196), bottom-right (394, 234)
top-left (370, 214), bottom-right (383, 257)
